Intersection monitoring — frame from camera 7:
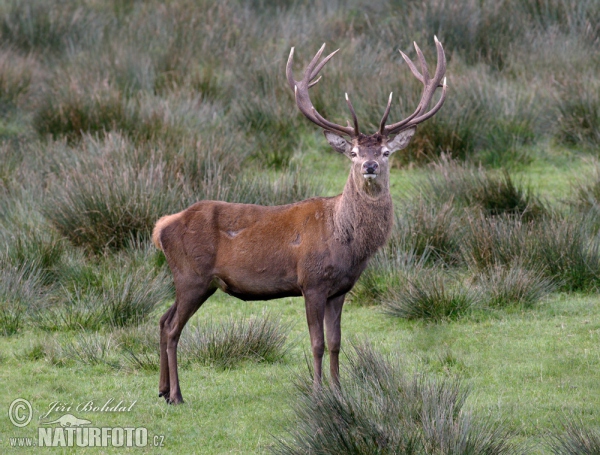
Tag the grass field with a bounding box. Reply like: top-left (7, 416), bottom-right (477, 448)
top-left (1, 0), bottom-right (600, 453)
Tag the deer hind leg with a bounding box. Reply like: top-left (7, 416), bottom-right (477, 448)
top-left (324, 294), bottom-right (345, 388)
top-left (159, 305), bottom-right (176, 399)
top-left (304, 291), bottom-right (327, 389)
top-left (161, 278), bottom-right (216, 405)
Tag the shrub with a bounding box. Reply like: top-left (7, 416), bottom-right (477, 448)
top-left (181, 313), bottom-right (290, 369)
top-left (383, 267), bottom-right (480, 321)
top-left (274, 341), bottom-right (519, 455)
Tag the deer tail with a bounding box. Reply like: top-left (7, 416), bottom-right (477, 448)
top-left (152, 213), bottom-right (181, 251)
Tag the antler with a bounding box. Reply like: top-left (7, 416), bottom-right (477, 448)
top-left (380, 37), bottom-right (447, 136)
top-left (287, 44), bottom-right (359, 137)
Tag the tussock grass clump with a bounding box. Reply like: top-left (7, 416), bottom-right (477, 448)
top-left (422, 156), bottom-right (546, 219)
top-left (61, 332), bottom-right (118, 367)
top-left (555, 77), bottom-right (600, 149)
top-left (45, 160), bottom-right (181, 253)
top-left (0, 0), bottom-right (93, 54)
top-left (462, 213), bottom-right (600, 292)
top-left (231, 167), bottom-right (324, 206)
top-left (0, 48), bottom-right (38, 114)
top-left (393, 199), bottom-right (461, 265)
top-left (35, 251), bottom-right (172, 331)
top-left (274, 341), bottom-right (518, 455)
top-left (0, 260), bottom-right (46, 336)
top-left (547, 416), bottom-right (600, 455)
top-left (350, 246), bottom-right (430, 306)
top-left (33, 80), bottom-right (132, 143)
top-left (477, 263), bottom-right (555, 308)
top-left (116, 323), bottom-right (160, 371)
top-left (383, 268), bottom-right (480, 322)
top-left (181, 314), bottom-right (290, 369)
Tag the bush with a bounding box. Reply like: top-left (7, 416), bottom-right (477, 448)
top-left (181, 313), bottom-right (290, 369)
top-left (274, 341), bottom-right (519, 455)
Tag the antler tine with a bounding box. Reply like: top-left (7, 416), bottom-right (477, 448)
top-left (286, 47), bottom-right (297, 91)
top-left (403, 77), bottom-right (447, 128)
top-left (383, 38), bottom-right (447, 136)
top-left (287, 44), bottom-right (357, 137)
top-left (310, 48), bottom-right (340, 81)
top-left (304, 43), bottom-right (327, 81)
top-left (378, 92), bottom-right (393, 135)
top-left (414, 42), bottom-right (430, 84)
top-left (345, 93), bottom-right (359, 136)
top-left (399, 50), bottom-right (424, 84)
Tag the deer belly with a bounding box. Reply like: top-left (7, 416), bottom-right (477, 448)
top-left (212, 266), bottom-right (301, 301)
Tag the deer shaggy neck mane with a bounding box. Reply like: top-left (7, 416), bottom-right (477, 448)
top-left (333, 167), bottom-right (393, 264)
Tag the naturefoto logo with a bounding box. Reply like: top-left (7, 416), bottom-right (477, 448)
top-left (8, 398), bottom-right (165, 448)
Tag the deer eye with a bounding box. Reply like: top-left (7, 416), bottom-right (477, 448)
top-left (383, 150), bottom-right (390, 157)
top-left (350, 151), bottom-right (357, 158)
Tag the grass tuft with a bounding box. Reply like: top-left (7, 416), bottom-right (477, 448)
top-left (547, 416), bottom-right (600, 455)
top-left (274, 341), bottom-right (519, 455)
top-left (476, 262), bottom-right (555, 309)
top-left (383, 268), bottom-right (480, 322)
top-left (0, 260), bottom-right (46, 336)
top-left (181, 313), bottom-right (291, 369)
top-left (422, 156), bottom-right (546, 219)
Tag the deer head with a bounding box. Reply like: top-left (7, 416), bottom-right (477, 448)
top-left (286, 38), bottom-right (447, 196)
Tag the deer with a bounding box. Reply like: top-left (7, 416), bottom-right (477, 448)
top-left (152, 38), bottom-right (447, 404)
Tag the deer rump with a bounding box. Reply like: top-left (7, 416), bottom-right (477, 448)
top-left (153, 198), bottom-right (366, 302)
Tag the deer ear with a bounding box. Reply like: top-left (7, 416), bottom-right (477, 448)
top-left (387, 127), bottom-right (416, 153)
top-left (324, 130), bottom-right (351, 154)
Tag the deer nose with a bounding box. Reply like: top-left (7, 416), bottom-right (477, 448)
top-left (363, 161), bottom-right (379, 174)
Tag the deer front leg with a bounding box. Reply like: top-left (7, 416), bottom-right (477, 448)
top-left (325, 294), bottom-right (345, 388)
top-left (304, 291), bottom-right (326, 389)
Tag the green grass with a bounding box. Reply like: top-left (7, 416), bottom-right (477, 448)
top-left (1, 292), bottom-right (599, 453)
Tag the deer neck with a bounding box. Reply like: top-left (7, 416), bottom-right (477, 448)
top-left (333, 170), bottom-right (393, 263)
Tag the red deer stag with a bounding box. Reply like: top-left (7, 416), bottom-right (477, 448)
top-left (153, 38), bottom-right (447, 404)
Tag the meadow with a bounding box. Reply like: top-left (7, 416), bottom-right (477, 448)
top-left (1, 0), bottom-right (600, 453)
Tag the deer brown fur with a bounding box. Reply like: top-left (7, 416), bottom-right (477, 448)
top-left (153, 39), bottom-right (447, 404)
